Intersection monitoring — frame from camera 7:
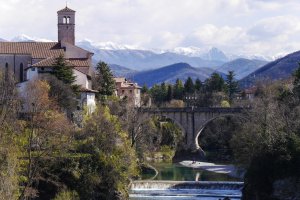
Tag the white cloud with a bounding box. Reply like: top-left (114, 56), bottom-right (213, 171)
top-left (1, 0), bottom-right (300, 57)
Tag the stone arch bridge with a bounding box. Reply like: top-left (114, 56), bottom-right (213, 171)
top-left (140, 107), bottom-right (247, 152)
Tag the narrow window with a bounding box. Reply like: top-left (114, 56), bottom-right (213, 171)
top-left (63, 16), bottom-right (67, 24)
top-left (20, 63), bottom-right (24, 82)
top-left (67, 16), bottom-right (70, 24)
top-left (5, 63), bottom-right (8, 80)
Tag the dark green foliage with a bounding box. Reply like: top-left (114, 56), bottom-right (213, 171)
top-left (225, 71), bottom-right (239, 104)
top-left (205, 72), bottom-right (225, 92)
top-left (173, 79), bottom-right (184, 100)
top-left (293, 63), bottom-right (300, 98)
top-left (52, 54), bottom-right (76, 85)
top-left (198, 116), bottom-right (241, 162)
top-left (166, 85), bottom-right (173, 101)
top-left (95, 61), bottom-right (116, 97)
top-left (195, 78), bottom-right (202, 92)
top-left (184, 77), bottom-right (195, 94)
top-left (42, 75), bottom-right (77, 116)
top-left (141, 84), bottom-right (149, 94)
top-left (160, 121), bottom-right (183, 149)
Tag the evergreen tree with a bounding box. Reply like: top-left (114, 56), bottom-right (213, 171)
top-left (293, 63), bottom-right (300, 98)
top-left (95, 61), bottom-right (115, 96)
top-left (225, 71), bottom-right (239, 104)
top-left (195, 78), bottom-right (202, 92)
top-left (52, 54), bottom-right (76, 85)
top-left (167, 85), bottom-right (173, 101)
top-left (141, 84), bottom-right (149, 94)
top-left (173, 79), bottom-right (184, 100)
top-left (184, 77), bottom-right (195, 94)
top-left (205, 73), bottom-right (225, 92)
top-left (160, 82), bottom-right (168, 102)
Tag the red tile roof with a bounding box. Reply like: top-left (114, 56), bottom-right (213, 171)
top-left (0, 42), bottom-right (64, 59)
top-left (31, 57), bottom-right (90, 75)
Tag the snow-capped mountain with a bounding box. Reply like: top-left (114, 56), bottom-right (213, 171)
top-left (11, 34), bottom-right (53, 42)
top-left (2, 35), bottom-right (272, 79)
top-left (78, 40), bottom-right (224, 71)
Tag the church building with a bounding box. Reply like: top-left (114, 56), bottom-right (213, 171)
top-left (0, 6), bottom-right (96, 112)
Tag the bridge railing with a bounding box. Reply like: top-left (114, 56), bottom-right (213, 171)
top-left (140, 107), bottom-right (247, 113)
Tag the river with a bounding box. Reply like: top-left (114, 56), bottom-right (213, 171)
top-left (129, 162), bottom-right (243, 200)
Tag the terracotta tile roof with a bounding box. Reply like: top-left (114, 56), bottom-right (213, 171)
top-left (74, 67), bottom-right (90, 75)
top-left (31, 57), bottom-right (57, 67)
top-left (0, 42), bottom-right (64, 59)
top-left (114, 77), bottom-right (127, 83)
top-left (68, 58), bottom-right (90, 67)
top-left (57, 6), bottom-right (76, 13)
top-left (31, 57), bottom-right (90, 75)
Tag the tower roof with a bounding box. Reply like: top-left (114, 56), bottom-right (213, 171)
top-left (57, 6), bottom-right (75, 13)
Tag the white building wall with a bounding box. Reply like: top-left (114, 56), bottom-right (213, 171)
top-left (26, 67), bottom-right (38, 80)
top-left (73, 69), bottom-right (89, 89)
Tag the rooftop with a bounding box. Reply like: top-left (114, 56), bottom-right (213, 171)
top-left (57, 6), bottom-right (76, 13)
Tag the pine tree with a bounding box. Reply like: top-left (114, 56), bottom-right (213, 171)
top-left (141, 84), bottom-right (149, 94)
top-left (173, 79), bottom-right (184, 100)
top-left (95, 61), bottom-right (115, 96)
top-left (225, 71), bottom-right (238, 104)
top-left (206, 73), bottom-right (225, 92)
top-left (184, 77), bottom-right (195, 94)
top-left (167, 85), bottom-right (173, 101)
top-left (195, 78), bottom-right (202, 92)
top-left (52, 54), bottom-right (76, 85)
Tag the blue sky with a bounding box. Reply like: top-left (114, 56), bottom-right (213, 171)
top-left (1, 0), bottom-right (300, 57)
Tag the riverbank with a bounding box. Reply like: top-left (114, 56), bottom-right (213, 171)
top-left (179, 161), bottom-right (244, 179)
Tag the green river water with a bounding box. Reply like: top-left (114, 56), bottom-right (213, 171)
top-left (142, 162), bottom-right (240, 182)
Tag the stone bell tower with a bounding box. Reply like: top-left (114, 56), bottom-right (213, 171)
top-left (57, 6), bottom-right (76, 45)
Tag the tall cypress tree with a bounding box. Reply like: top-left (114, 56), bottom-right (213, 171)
top-left (52, 54), bottom-right (76, 85)
top-left (173, 79), bottom-right (184, 100)
top-left (195, 78), bottom-right (202, 92)
top-left (184, 77), bottom-right (195, 94)
top-left (96, 61), bottom-right (115, 96)
top-left (167, 85), bottom-right (173, 101)
top-left (225, 71), bottom-right (238, 104)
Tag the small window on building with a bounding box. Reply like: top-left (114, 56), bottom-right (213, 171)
top-left (63, 16), bottom-right (67, 24)
top-left (20, 63), bottom-right (24, 82)
top-left (5, 63), bottom-right (8, 70)
top-left (130, 90), bottom-right (132, 93)
top-left (41, 67), bottom-right (45, 71)
top-left (67, 16), bottom-right (70, 24)
top-left (31, 67), bottom-right (35, 71)
top-left (122, 90), bottom-right (125, 94)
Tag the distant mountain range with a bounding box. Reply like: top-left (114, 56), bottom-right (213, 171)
top-left (131, 63), bottom-right (222, 87)
top-left (78, 40), bottom-right (225, 71)
top-left (240, 50), bottom-right (300, 88)
top-left (216, 58), bottom-right (268, 79)
top-left (3, 34), bottom-right (276, 84)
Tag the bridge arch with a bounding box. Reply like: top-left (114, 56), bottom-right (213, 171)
top-left (140, 107), bottom-right (247, 153)
top-left (194, 114), bottom-right (248, 150)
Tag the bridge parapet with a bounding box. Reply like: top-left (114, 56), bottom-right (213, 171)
top-left (141, 107), bottom-right (245, 113)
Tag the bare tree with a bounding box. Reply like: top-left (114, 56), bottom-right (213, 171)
top-left (19, 80), bottom-right (74, 200)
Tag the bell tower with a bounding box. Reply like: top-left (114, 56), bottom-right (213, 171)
top-left (57, 6), bottom-right (76, 45)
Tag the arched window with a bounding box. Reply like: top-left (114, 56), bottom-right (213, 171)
top-left (5, 63), bottom-right (8, 80)
top-left (20, 63), bottom-right (24, 82)
top-left (63, 16), bottom-right (67, 24)
top-left (67, 16), bottom-right (70, 24)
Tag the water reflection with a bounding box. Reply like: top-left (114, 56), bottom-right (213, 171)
top-left (142, 162), bottom-right (240, 182)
